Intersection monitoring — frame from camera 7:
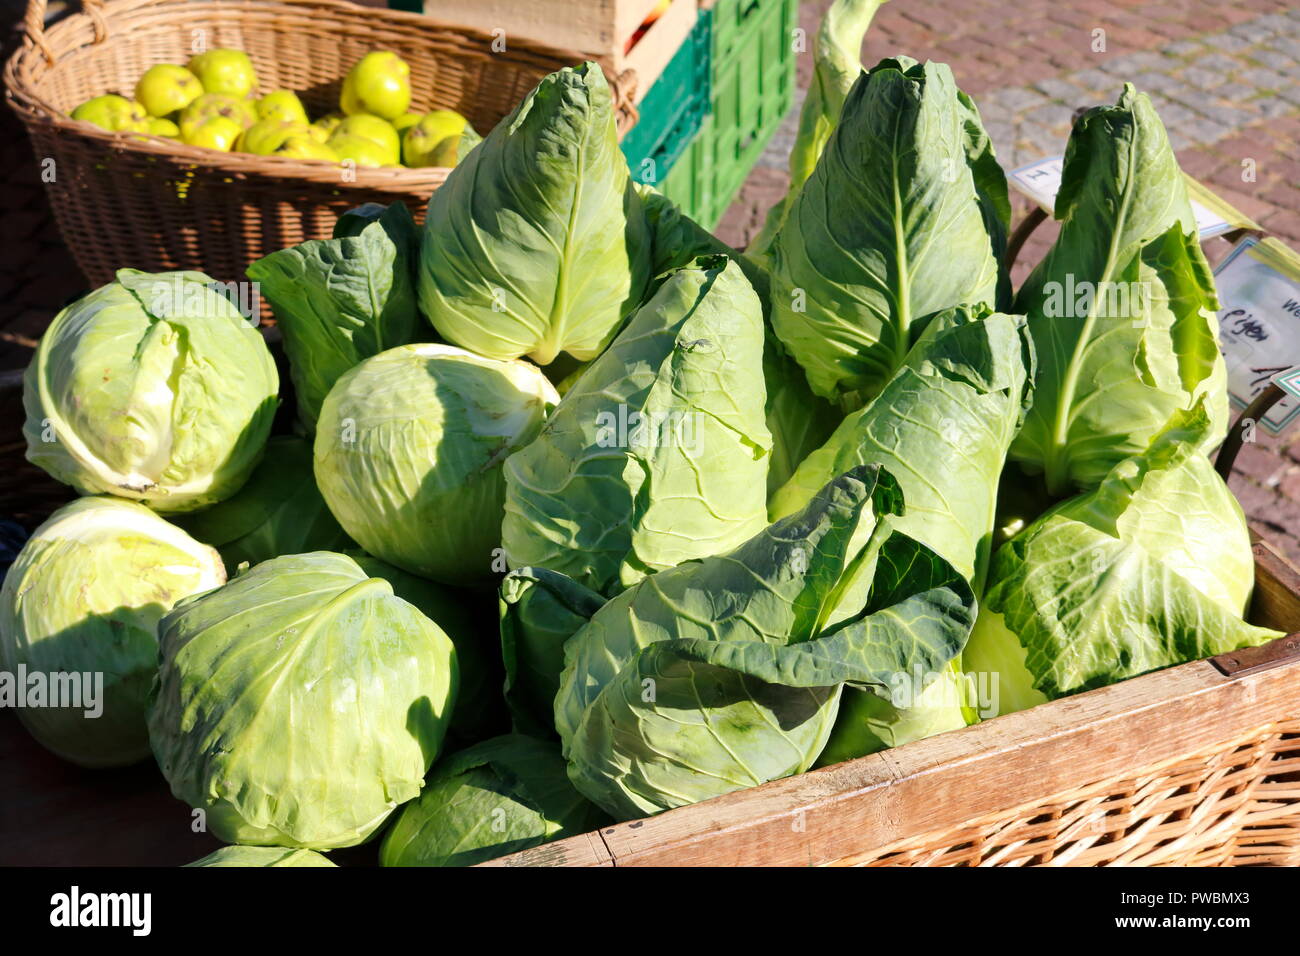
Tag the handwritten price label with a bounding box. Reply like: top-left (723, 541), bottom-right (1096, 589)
top-left (1214, 237), bottom-right (1300, 435)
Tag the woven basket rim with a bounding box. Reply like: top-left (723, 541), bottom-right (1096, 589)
top-left (3, 0), bottom-right (638, 189)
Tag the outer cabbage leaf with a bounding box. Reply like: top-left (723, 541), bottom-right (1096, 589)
top-left (418, 63), bottom-right (650, 364)
top-left (502, 255), bottom-right (771, 596)
top-left (771, 308), bottom-right (1034, 591)
top-left (554, 465), bottom-right (976, 820)
top-left (23, 269), bottom-right (278, 512)
top-left (971, 402), bottom-right (1279, 709)
top-left (379, 734), bottom-right (607, 866)
top-left (247, 202), bottom-right (421, 432)
top-left (499, 567), bottom-right (605, 738)
top-left (1009, 84), bottom-right (1228, 495)
top-left (147, 552), bottom-right (458, 849)
top-left (767, 58), bottom-right (1004, 409)
top-left (174, 437), bottom-right (352, 568)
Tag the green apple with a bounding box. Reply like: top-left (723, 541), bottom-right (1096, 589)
top-left (401, 109), bottom-right (470, 167)
top-left (147, 117), bottom-right (180, 137)
top-left (180, 93), bottom-right (256, 139)
top-left (256, 90), bottom-right (309, 125)
top-left (332, 113), bottom-right (400, 164)
top-left (186, 48), bottom-right (259, 99)
top-left (311, 113), bottom-right (344, 142)
top-left (326, 132), bottom-right (390, 168)
top-left (392, 111), bottom-right (422, 133)
top-left (339, 50), bottom-right (410, 120)
top-left (70, 95), bottom-right (150, 133)
top-left (239, 118), bottom-right (308, 155)
top-left (180, 114), bottom-right (243, 151)
top-left (273, 134), bottom-right (339, 162)
top-left (134, 64), bottom-right (203, 118)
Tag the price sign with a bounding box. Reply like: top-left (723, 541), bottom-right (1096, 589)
top-left (1214, 237), bottom-right (1300, 435)
top-left (1007, 156), bottom-right (1252, 241)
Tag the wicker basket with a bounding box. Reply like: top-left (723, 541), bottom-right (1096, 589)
top-left (2, 0), bottom-right (637, 290)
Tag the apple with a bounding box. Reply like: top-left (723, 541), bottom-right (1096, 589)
top-left (392, 111), bottom-right (422, 133)
top-left (239, 118), bottom-right (308, 155)
top-left (187, 48), bottom-right (259, 99)
top-left (332, 113), bottom-right (400, 164)
top-left (180, 114), bottom-right (243, 151)
top-left (326, 133), bottom-right (391, 168)
top-left (339, 51), bottom-right (410, 120)
top-left (401, 109), bottom-right (469, 167)
top-left (70, 95), bottom-right (150, 133)
top-left (311, 113), bottom-right (344, 142)
top-left (180, 93), bottom-right (256, 139)
top-left (134, 64), bottom-right (203, 118)
top-left (256, 90), bottom-right (309, 126)
top-left (273, 134), bottom-right (339, 162)
top-left (147, 117), bottom-right (180, 137)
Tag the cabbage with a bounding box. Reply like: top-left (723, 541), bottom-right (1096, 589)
top-left (553, 466), bottom-right (976, 819)
top-left (23, 269), bottom-right (278, 512)
top-left (1009, 85), bottom-right (1228, 495)
top-left (380, 735), bottom-right (606, 866)
top-left (1, 497), bottom-right (224, 767)
top-left (418, 63), bottom-right (650, 365)
top-left (501, 255), bottom-right (771, 596)
top-left (767, 58), bottom-right (1007, 409)
top-left (771, 308), bottom-right (1033, 758)
top-left (174, 437), bottom-right (352, 569)
top-left (968, 402), bottom-right (1280, 713)
top-left (147, 552), bottom-right (458, 848)
top-left (313, 344), bottom-right (557, 585)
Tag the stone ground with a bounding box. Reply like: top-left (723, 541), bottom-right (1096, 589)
top-left (718, 0), bottom-right (1300, 562)
top-left (2, 0), bottom-right (1299, 558)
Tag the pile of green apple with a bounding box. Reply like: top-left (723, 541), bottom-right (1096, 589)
top-left (68, 48), bottom-right (476, 168)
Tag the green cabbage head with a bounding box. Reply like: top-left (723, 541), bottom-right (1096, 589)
top-left (380, 734), bottom-right (606, 866)
top-left (23, 269), bottom-right (278, 512)
top-left (314, 344), bottom-right (558, 584)
top-left (502, 255), bottom-right (771, 597)
top-left (554, 465), bottom-right (976, 820)
top-left (1, 497), bottom-right (225, 767)
top-left (965, 401), bottom-right (1280, 715)
top-left (418, 62), bottom-right (649, 364)
top-left (147, 552), bottom-right (458, 849)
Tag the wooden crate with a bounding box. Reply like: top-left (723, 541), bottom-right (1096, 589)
top-left (422, 0), bottom-right (699, 102)
top-left (486, 540), bottom-right (1300, 867)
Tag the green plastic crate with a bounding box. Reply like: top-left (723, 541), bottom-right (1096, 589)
top-left (660, 0), bottom-right (797, 228)
top-left (621, 9), bottom-right (713, 186)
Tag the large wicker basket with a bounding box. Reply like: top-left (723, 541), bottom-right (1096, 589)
top-left (2, 0), bottom-right (637, 290)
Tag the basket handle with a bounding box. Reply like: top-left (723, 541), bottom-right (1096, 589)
top-left (25, 0), bottom-right (108, 65)
top-left (1215, 382), bottom-right (1287, 482)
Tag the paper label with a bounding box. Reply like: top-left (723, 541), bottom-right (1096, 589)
top-left (1214, 237), bottom-right (1300, 435)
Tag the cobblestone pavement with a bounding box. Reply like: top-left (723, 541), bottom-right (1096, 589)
top-left (720, 0), bottom-right (1300, 562)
